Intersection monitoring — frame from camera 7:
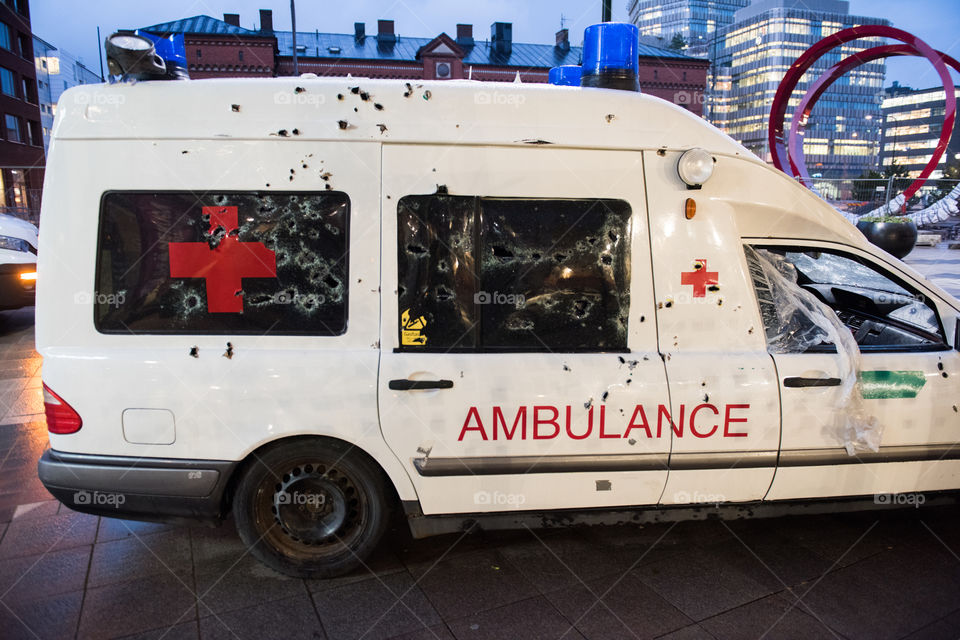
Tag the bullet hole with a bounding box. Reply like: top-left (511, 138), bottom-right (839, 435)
top-left (554, 252), bottom-right (568, 262)
top-left (584, 398), bottom-right (593, 409)
top-left (601, 391), bottom-right (609, 402)
top-left (701, 381), bottom-right (706, 387)
top-left (231, 104), bottom-right (240, 112)
top-left (492, 245), bottom-right (514, 259)
top-left (320, 172), bottom-right (332, 181)
top-left (954, 405), bottom-right (958, 412)
top-left (423, 90), bottom-right (432, 100)
top-left (294, 86), bottom-right (305, 93)
top-left (460, 371), bottom-right (464, 378)
top-left (353, 107), bottom-right (358, 112)
top-left (657, 148), bottom-right (666, 156)
top-left (605, 114), bottom-right (615, 123)
top-left (206, 225), bottom-right (226, 249)
top-left (628, 438), bottom-right (636, 445)
top-left (228, 228), bottom-right (239, 237)
top-left (289, 175), bottom-right (294, 181)
top-left (618, 356), bottom-right (626, 364)
top-left (350, 86), bottom-right (360, 95)
top-left (435, 184), bottom-right (449, 195)
top-left (938, 362), bottom-right (944, 371)
top-left (403, 83), bottom-right (413, 97)
top-left (181, 150), bottom-right (189, 154)
top-left (626, 378), bottom-right (632, 385)
top-left (265, 183), bottom-right (270, 187)
top-left (302, 163), bottom-right (308, 169)
top-left (665, 300), bottom-right (673, 308)
top-left (290, 168), bottom-right (295, 174)
top-left (943, 372), bottom-right (949, 378)
top-left (337, 93), bottom-right (344, 100)
top-left (531, 252), bottom-right (541, 260)
top-left (643, 355), bottom-right (649, 361)
top-left (223, 342), bottom-right (234, 359)
top-left (718, 299), bottom-right (723, 306)
top-left (436, 286), bottom-right (454, 301)
top-left (573, 299), bottom-right (589, 318)
top-left (278, 129), bottom-right (289, 137)
top-left (374, 103), bottom-right (384, 111)
top-left (189, 346), bottom-right (199, 358)
top-left (186, 295), bottom-right (199, 309)
top-left (338, 120), bottom-right (350, 129)
top-left (601, 254), bottom-right (613, 265)
top-left (359, 91), bottom-right (371, 101)
top-left (707, 285), bottom-right (720, 293)
top-left (704, 394), bottom-right (710, 402)
top-left (325, 184), bottom-right (332, 190)
top-left (406, 244), bottom-right (428, 255)
top-left (324, 275), bottom-right (339, 289)
top-left (234, 289), bottom-right (243, 297)
top-left (748, 327), bottom-right (755, 334)
top-left (563, 364), bottom-right (571, 372)
top-left (658, 302), bottom-right (663, 309)
top-left (377, 123), bottom-right (388, 133)
top-left (694, 262), bottom-right (703, 270)
top-left (292, 128), bottom-right (300, 135)
top-left (640, 315), bottom-right (645, 323)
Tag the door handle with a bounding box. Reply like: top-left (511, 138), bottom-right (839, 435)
top-left (783, 376), bottom-right (842, 388)
top-left (388, 379), bottom-right (454, 391)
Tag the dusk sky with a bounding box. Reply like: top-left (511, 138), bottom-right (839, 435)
top-left (31, 0), bottom-right (960, 89)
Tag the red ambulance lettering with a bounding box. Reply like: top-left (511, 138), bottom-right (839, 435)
top-left (567, 406), bottom-right (604, 440)
top-left (623, 405), bottom-right (651, 439)
top-left (493, 406), bottom-right (527, 440)
top-left (689, 403), bottom-right (719, 438)
top-left (533, 406), bottom-right (560, 439)
top-left (724, 404), bottom-right (750, 437)
top-left (458, 406), bottom-right (488, 441)
top-left (657, 404), bottom-right (684, 438)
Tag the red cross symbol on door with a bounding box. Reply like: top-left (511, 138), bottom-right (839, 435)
top-left (168, 206), bottom-right (277, 313)
top-left (680, 258), bottom-right (718, 298)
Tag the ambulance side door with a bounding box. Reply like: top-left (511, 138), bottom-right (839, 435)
top-left (645, 150), bottom-right (782, 505)
top-left (749, 242), bottom-right (960, 500)
top-left (378, 144), bottom-right (670, 515)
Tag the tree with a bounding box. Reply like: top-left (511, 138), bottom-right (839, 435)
top-left (852, 170), bottom-right (883, 202)
top-left (668, 33), bottom-right (687, 52)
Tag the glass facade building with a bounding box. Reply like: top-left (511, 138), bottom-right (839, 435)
top-left (627, 0), bottom-right (750, 57)
top-left (879, 84), bottom-right (960, 178)
top-left (706, 0), bottom-right (888, 179)
top-left (33, 35), bottom-right (100, 153)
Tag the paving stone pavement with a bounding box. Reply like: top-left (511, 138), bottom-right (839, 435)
top-left (0, 286), bottom-right (958, 639)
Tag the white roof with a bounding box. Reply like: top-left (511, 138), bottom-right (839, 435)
top-left (53, 77), bottom-right (756, 160)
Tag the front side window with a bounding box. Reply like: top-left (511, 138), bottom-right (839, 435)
top-left (747, 245), bottom-right (946, 352)
top-left (398, 195), bottom-right (632, 352)
top-left (96, 191), bottom-right (350, 335)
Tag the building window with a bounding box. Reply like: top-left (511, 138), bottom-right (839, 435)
top-left (20, 77), bottom-right (33, 103)
top-left (397, 195), bottom-right (632, 352)
top-left (0, 67), bottom-right (14, 97)
top-left (95, 191), bottom-right (350, 335)
top-left (0, 23), bottom-right (10, 51)
top-left (196, 48), bottom-right (202, 58)
top-left (17, 33), bottom-right (28, 59)
top-left (27, 119), bottom-right (38, 145)
top-left (5, 114), bottom-right (21, 143)
top-left (238, 50), bottom-right (244, 61)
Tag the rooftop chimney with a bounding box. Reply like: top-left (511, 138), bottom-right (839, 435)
top-left (223, 13), bottom-right (240, 27)
top-left (555, 28), bottom-right (569, 51)
top-left (456, 23), bottom-right (474, 46)
top-left (377, 19), bottom-right (396, 43)
top-left (259, 9), bottom-right (273, 33)
top-left (491, 22), bottom-right (512, 56)
top-left (354, 22), bottom-right (365, 42)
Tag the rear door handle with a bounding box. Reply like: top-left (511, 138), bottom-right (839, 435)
top-left (388, 379), bottom-right (454, 391)
top-left (783, 376), bottom-right (842, 388)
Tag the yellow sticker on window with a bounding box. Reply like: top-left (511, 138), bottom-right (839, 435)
top-left (401, 308), bottom-right (428, 346)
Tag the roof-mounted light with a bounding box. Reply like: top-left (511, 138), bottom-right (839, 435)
top-left (549, 65), bottom-right (582, 87)
top-left (580, 22), bottom-right (640, 92)
top-left (677, 148), bottom-right (715, 189)
top-left (104, 31), bottom-right (189, 81)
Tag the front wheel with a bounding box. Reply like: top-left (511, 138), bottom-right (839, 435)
top-left (232, 438), bottom-right (390, 578)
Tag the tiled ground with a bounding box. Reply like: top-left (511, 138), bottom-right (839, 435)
top-left (1, 242), bottom-right (959, 640)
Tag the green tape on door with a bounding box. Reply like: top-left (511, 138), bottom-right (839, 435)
top-left (859, 371), bottom-right (926, 399)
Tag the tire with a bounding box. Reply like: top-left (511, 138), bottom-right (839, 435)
top-left (232, 438), bottom-right (390, 578)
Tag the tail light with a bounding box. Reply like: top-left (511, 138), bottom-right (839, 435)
top-left (43, 384), bottom-right (82, 434)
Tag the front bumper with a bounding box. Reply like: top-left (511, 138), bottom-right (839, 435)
top-left (0, 262), bottom-right (35, 310)
top-left (38, 449), bottom-right (237, 525)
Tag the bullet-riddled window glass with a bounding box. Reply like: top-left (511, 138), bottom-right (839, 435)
top-left (397, 195), bottom-right (631, 352)
top-left (95, 191), bottom-right (349, 335)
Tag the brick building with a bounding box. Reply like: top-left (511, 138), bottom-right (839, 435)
top-left (140, 11), bottom-right (709, 115)
top-left (142, 11), bottom-right (277, 79)
top-left (0, 0), bottom-right (43, 220)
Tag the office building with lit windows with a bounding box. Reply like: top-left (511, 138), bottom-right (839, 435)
top-left (627, 0), bottom-right (749, 57)
top-left (33, 36), bottom-right (101, 153)
top-left (879, 83), bottom-right (960, 178)
top-left (707, 0), bottom-right (888, 180)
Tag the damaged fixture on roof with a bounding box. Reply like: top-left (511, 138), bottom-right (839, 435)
top-left (105, 31), bottom-right (189, 81)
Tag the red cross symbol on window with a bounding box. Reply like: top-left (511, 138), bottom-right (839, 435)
top-left (680, 258), bottom-right (718, 298)
top-left (168, 206), bottom-right (277, 313)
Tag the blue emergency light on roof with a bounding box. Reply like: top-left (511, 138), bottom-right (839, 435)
top-left (580, 22), bottom-right (640, 92)
top-left (549, 65), bottom-right (582, 87)
top-left (135, 31), bottom-right (189, 80)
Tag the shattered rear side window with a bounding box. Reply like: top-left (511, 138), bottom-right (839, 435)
top-left (397, 195), bottom-right (478, 349)
top-left (480, 198), bottom-right (631, 351)
top-left (95, 191), bottom-right (349, 335)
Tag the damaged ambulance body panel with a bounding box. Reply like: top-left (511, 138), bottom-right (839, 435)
top-left (35, 77), bottom-right (960, 572)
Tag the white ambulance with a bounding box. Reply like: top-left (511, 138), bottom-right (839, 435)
top-left (36, 30), bottom-right (960, 579)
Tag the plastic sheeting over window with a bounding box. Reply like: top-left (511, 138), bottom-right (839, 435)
top-left (745, 246), bottom-right (881, 454)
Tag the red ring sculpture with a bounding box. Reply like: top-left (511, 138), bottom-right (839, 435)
top-left (769, 26), bottom-right (957, 206)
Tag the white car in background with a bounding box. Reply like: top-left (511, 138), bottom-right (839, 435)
top-left (0, 213), bottom-right (37, 310)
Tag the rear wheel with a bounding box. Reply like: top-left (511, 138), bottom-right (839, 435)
top-left (232, 438), bottom-right (390, 578)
